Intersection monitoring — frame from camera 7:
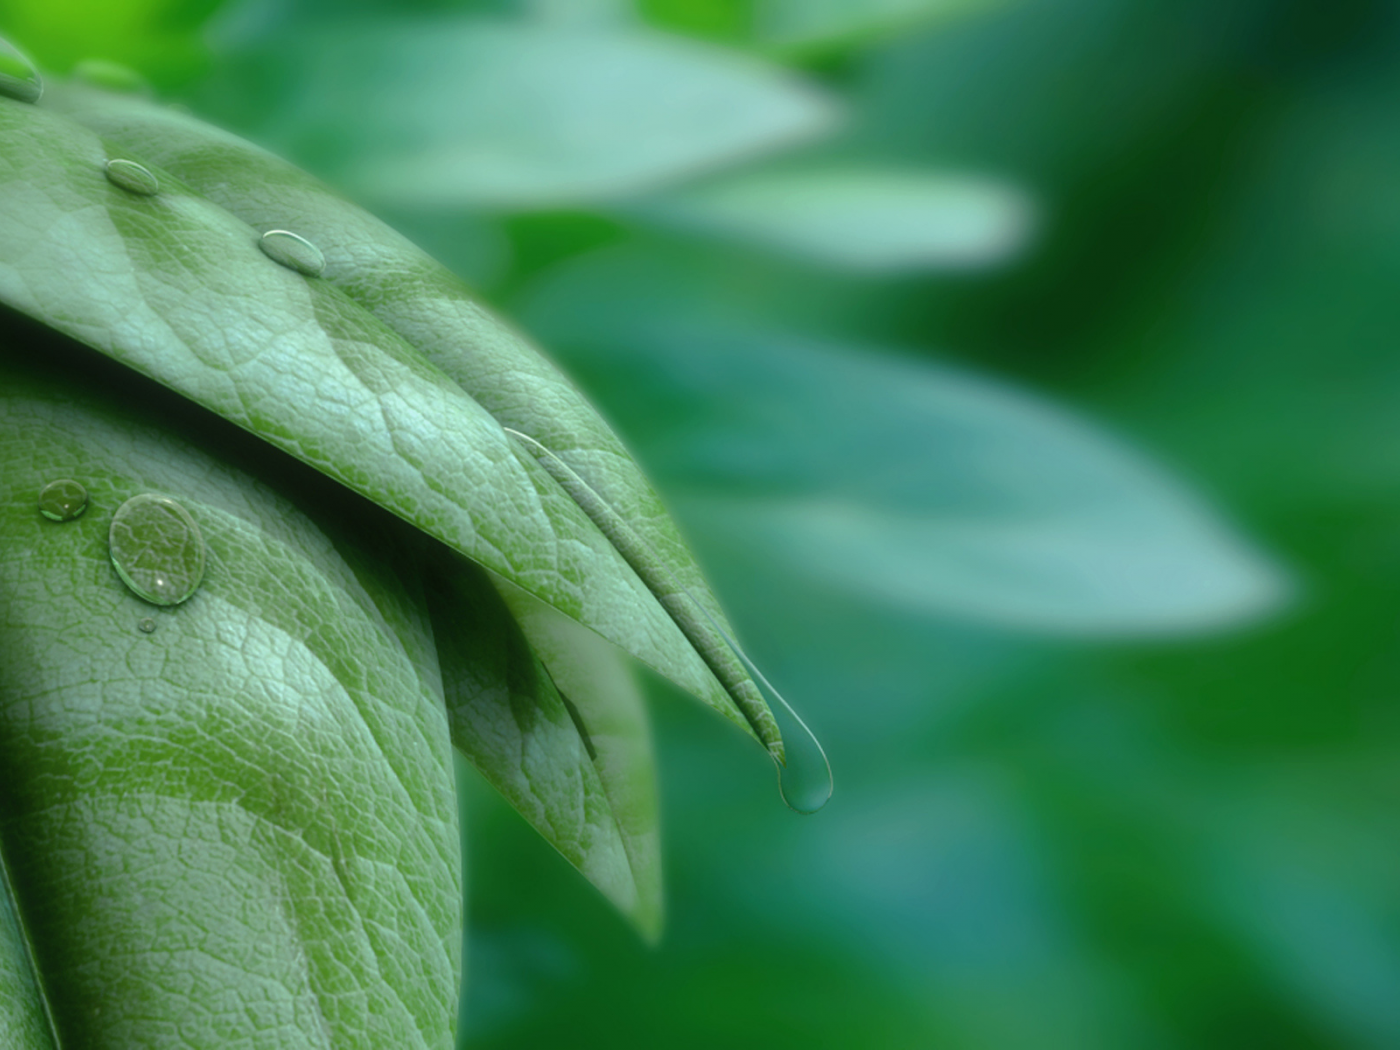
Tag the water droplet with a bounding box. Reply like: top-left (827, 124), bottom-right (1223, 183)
top-left (766, 685), bottom-right (833, 815)
top-left (502, 426), bottom-right (832, 813)
top-left (0, 36), bottom-right (42, 104)
top-left (258, 230), bottom-right (325, 277)
top-left (72, 58), bottom-right (151, 95)
top-left (38, 479), bottom-right (89, 522)
top-left (103, 159), bottom-right (160, 197)
top-left (137, 618), bottom-right (156, 634)
top-left (109, 494), bottom-right (206, 606)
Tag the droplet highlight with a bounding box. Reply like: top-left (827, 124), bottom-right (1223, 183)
top-left (259, 230), bottom-right (325, 277)
top-left (0, 36), bottom-right (42, 104)
top-left (72, 58), bottom-right (151, 95)
top-left (104, 159), bottom-right (160, 197)
top-left (137, 618), bottom-right (156, 634)
top-left (109, 493), bottom-right (206, 606)
top-left (38, 479), bottom-right (89, 522)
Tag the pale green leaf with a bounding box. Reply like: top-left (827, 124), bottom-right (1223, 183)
top-left (0, 317), bottom-right (460, 1048)
top-left (228, 19), bottom-right (840, 207)
top-left (636, 166), bottom-right (1036, 272)
top-left (492, 575), bottom-right (663, 939)
top-left (0, 90), bottom-right (780, 753)
top-left (522, 248), bottom-right (1293, 635)
top-left (428, 555), bottom-right (661, 940)
top-left (756, 0), bottom-right (1003, 51)
top-left (636, 0), bottom-right (1005, 52)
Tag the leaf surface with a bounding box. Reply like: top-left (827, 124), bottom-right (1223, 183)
top-left (213, 19), bottom-right (838, 207)
top-left (522, 246), bottom-right (1292, 634)
top-left (0, 317), bottom-right (461, 1048)
top-left (636, 166), bottom-right (1035, 272)
top-left (0, 91), bottom-right (779, 751)
top-left (428, 556), bottom-right (661, 940)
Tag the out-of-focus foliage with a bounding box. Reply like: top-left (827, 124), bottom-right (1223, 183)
top-left (5, 0), bottom-right (1398, 1048)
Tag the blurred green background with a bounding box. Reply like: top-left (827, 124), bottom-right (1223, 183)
top-left (6, 0), bottom-right (1399, 1046)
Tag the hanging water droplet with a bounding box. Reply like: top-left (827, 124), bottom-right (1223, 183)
top-left (109, 494), bottom-right (206, 606)
top-left (258, 230), bottom-right (325, 277)
top-left (137, 618), bottom-right (156, 634)
top-left (502, 426), bottom-right (833, 814)
top-left (72, 58), bottom-right (151, 96)
top-left (767, 689), bottom-right (833, 815)
top-left (103, 159), bottom-right (160, 197)
top-left (38, 478), bottom-right (89, 522)
top-left (0, 35), bottom-right (42, 104)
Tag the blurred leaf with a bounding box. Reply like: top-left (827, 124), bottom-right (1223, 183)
top-left (634, 166), bottom-right (1036, 272)
top-left (756, 0), bottom-right (1000, 51)
top-left (429, 555), bottom-right (661, 940)
top-left (638, 0), bottom-right (1004, 51)
top-left (1208, 779), bottom-right (1400, 1049)
top-left (0, 320), bottom-right (459, 1048)
top-left (521, 246), bottom-right (1290, 635)
top-left (223, 18), bottom-right (840, 208)
top-left (3, 89), bottom-right (783, 756)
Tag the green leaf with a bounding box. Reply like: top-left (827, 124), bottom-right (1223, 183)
top-left (493, 577), bottom-right (664, 935)
top-left (637, 0), bottom-right (1006, 52)
top-left (213, 19), bottom-right (840, 208)
top-left (428, 555), bottom-right (662, 940)
top-left (634, 166), bottom-right (1036, 272)
top-left (0, 317), bottom-right (460, 1047)
top-left (754, 0), bottom-right (1003, 51)
top-left (0, 89), bottom-right (780, 753)
top-left (0, 856), bottom-right (53, 1050)
top-left (521, 247), bottom-right (1293, 635)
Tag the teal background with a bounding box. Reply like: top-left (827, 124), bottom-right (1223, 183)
top-left (5, 0), bottom-right (1398, 1046)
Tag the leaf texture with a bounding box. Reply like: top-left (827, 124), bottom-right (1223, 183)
top-left (428, 557), bottom-right (662, 940)
top-left (0, 88), bottom-right (779, 754)
top-left (0, 318), bottom-right (461, 1048)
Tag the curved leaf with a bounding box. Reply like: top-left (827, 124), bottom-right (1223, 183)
top-left (492, 575), bottom-right (664, 939)
top-left (636, 166), bottom-right (1036, 272)
top-left (428, 555), bottom-right (661, 940)
top-left (0, 90), bottom-right (779, 752)
top-left (521, 247), bottom-right (1292, 634)
top-left (756, 0), bottom-right (1001, 51)
top-left (0, 318), bottom-right (460, 1048)
top-left (218, 19), bottom-right (839, 208)
top-left (0, 858), bottom-right (53, 1049)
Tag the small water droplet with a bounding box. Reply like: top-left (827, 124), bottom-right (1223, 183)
top-left (137, 618), bottom-right (156, 634)
top-left (103, 159), bottom-right (160, 197)
top-left (109, 493), bottom-right (206, 606)
top-left (258, 230), bottom-right (325, 277)
top-left (72, 58), bottom-right (151, 95)
top-left (38, 479), bottom-right (89, 522)
top-left (0, 36), bottom-right (42, 104)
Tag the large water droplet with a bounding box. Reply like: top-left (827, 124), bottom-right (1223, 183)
top-left (0, 36), bottom-right (42, 104)
top-left (38, 479), bottom-right (89, 522)
top-left (104, 159), bottom-right (160, 197)
top-left (764, 678), bottom-right (833, 815)
top-left (72, 58), bottom-right (151, 96)
top-left (109, 494), bottom-right (206, 606)
top-left (258, 230), bottom-right (325, 277)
